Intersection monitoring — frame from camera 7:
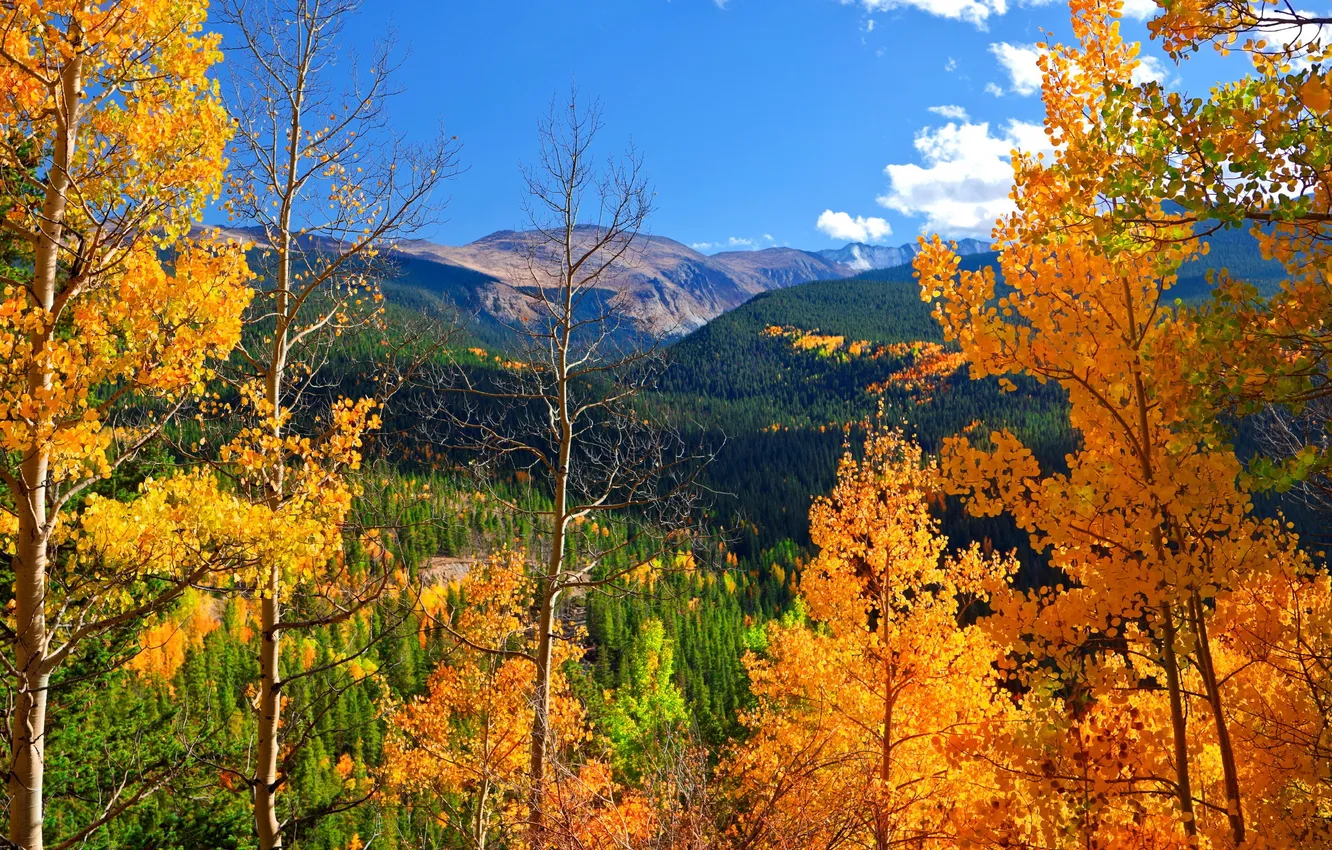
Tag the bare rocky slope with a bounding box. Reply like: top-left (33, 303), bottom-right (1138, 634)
top-left (390, 227), bottom-right (991, 335)
top-left (206, 224), bottom-right (990, 336)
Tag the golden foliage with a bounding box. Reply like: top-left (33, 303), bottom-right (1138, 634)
top-left (127, 589), bottom-right (219, 684)
top-left (910, 1), bottom-right (1332, 841)
top-left (726, 429), bottom-right (1017, 850)
top-left (385, 550), bottom-right (652, 848)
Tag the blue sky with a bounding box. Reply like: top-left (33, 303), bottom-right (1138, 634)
top-left (245, 0), bottom-right (1206, 252)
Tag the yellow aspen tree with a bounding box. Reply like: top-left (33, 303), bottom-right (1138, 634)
top-left (914, 2), bottom-right (1332, 844)
top-left (212, 1), bottom-right (458, 845)
top-left (0, 4), bottom-right (250, 848)
top-left (725, 428), bottom-right (1016, 850)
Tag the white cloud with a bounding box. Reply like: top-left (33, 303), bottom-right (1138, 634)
top-left (693, 235), bottom-right (776, 252)
top-left (1133, 54), bottom-right (1168, 84)
top-left (945, 57), bottom-right (958, 71)
top-left (929, 104), bottom-right (970, 120)
top-left (1120, 0), bottom-right (1158, 19)
top-left (879, 118), bottom-right (1052, 237)
top-left (989, 42), bottom-right (1043, 96)
top-left (840, 0), bottom-right (1008, 28)
top-left (816, 210), bottom-right (894, 243)
top-left (714, 0), bottom-right (729, 7)
top-left (985, 81), bottom-right (1005, 97)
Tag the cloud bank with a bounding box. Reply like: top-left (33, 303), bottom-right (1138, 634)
top-left (879, 118), bottom-right (1052, 237)
top-left (989, 42), bottom-right (1043, 96)
top-left (816, 210), bottom-right (894, 243)
top-left (840, 0), bottom-right (1008, 28)
top-left (928, 104), bottom-right (970, 120)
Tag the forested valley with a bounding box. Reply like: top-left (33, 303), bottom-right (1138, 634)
top-left (3, 1), bottom-right (1332, 849)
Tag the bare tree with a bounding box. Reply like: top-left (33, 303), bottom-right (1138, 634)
top-left (214, 1), bottom-right (459, 847)
top-left (639, 728), bottom-right (718, 850)
top-left (1254, 399), bottom-right (1332, 541)
top-left (421, 90), bottom-right (709, 848)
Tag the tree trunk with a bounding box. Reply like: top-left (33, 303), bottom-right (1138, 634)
top-left (10, 269), bottom-right (55, 850)
top-left (9, 509), bottom-right (51, 850)
top-left (876, 658), bottom-right (895, 850)
top-left (528, 282), bottom-right (574, 850)
top-left (254, 584), bottom-right (284, 849)
top-left (474, 777), bottom-right (490, 850)
top-left (8, 36), bottom-right (85, 850)
top-left (253, 350), bottom-right (287, 848)
top-left (1160, 602), bottom-right (1198, 839)
top-left (1190, 592), bottom-right (1245, 845)
top-left (1120, 281), bottom-right (1201, 843)
top-left (527, 582), bottom-right (557, 850)
top-left (252, 145), bottom-right (294, 849)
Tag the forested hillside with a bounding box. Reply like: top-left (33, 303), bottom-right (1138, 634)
top-left (655, 269), bottom-right (1071, 554)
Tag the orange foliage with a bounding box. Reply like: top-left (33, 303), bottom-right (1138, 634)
top-left (385, 549), bottom-right (652, 849)
top-left (910, 0), bottom-right (1332, 841)
top-left (866, 343), bottom-right (968, 400)
top-left (997, 0), bottom-right (1332, 469)
top-left (726, 429), bottom-right (1017, 849)
top-left (128, 590), bottom-right (220, 685)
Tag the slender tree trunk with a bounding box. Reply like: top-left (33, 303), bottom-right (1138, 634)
top-left (253, 221), bottom-right (291, 848)
top-left (254, 581), bottom-right (284, 849)
top-left (1119, 279), bottom-right (1204, 842)
top-left (1160, 602), bottom-right (1198, 839)
top-left (10, 508), bottom-right (51, 850)
top-left (1190, 592), bottom-right (1245, 845)
top-left (8, 37), bottom-right (85, 850)
top-left (876, 658), bottom-right (895, 850)
top-left (527, 497), bottom-right (565, 849)
top-left (9, 250), bottom-right (53, 850)
top-left (252, 367), bottom-right (287, 849)
top-left (474, 777), bottom-right (490, 850)
top-left (527, 581), bottom-right (558, 850)
top-left (527, 278), bottom-right (575, 850)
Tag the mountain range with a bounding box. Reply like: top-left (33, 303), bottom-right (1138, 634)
top-left (204, 223), bottom-right (988, 335)
top-left (207, 218), bottom-right (1287, 338)
top-left (387, 227), bottom-right (990, 335)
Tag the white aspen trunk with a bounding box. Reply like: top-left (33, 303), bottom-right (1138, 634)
top-left (8, 40), bottom-right (85, 850)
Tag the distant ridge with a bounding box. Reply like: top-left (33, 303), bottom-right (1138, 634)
top-left (816, 238), bottom-right (988, 273)
top-left (387, 229), bottom-right (990, 335)
top-left (198, 223), bottom-right (991, 336)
